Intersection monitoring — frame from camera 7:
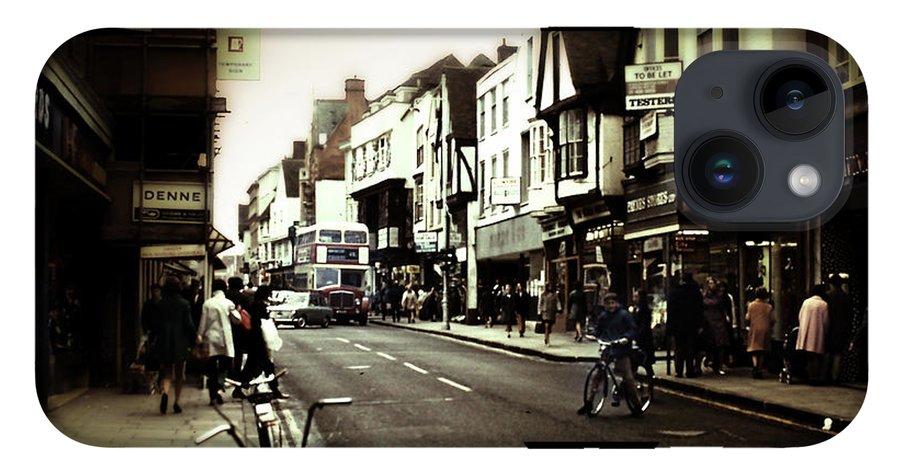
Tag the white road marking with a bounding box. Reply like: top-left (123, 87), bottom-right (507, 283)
top-left (403, 362), bottom-right (429, 374)
top-left (354, 344), bottom-right (371, 351)
top-left (335, 338), bottom-right (350, 344)
top-left (376, 352), bottom-right (397, 361)
top-left (437, 377), bottom-right (472, 392)
top-left (345, 365), bottom-right (371, 370)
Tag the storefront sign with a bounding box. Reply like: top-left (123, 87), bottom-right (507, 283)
top-left (639, 111), bottom-right (658, 140)
top-left (491, 177), bottom-right (521, 205)
top-left (414, 232), bottom-right (438, 253)
top-left (140, 244), bottom-right (205, 259)
top-left (643, 236), bottom-right (665, 253)
top-left (625, 177), bottom-right (677, 222)
top-left (625, 62), bottom-right (682, 111)
top-left (475, 215), bottom-right (543, 259)
top-left (133, 181), bottom-right (207, 224)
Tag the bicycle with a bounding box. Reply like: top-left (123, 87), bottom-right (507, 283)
top-left (195, 369), bottom-right (353, 447)
top-left (582, 338), bottom-right (654, 417)
top-left (195, 369), bottom-right (287, 447)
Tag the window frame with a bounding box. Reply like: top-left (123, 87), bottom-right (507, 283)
top-left (558, 108), bottom-right (587, 179)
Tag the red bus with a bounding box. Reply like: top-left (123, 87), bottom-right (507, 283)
top-left (293, 222), bottom-right (372, 325)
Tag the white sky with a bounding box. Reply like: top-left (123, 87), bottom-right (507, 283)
top-left (214, 29), bottom-right (526, 250)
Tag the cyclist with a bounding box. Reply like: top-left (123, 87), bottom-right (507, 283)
top-left (577, 292), bottom-right (640, 414)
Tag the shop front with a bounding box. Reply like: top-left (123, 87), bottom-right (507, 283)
top-left (475, 214), bottom-right (544, 323)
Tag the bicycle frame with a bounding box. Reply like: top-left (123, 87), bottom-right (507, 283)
top-left (583, 339), bottom-right (653, 417)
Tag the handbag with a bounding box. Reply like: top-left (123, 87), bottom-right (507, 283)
top-left (535, 321), bottom-right (545, 334)
top-left (191, 342), bottom-right (209, 362)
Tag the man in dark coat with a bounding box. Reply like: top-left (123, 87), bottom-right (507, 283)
top-left (825, 273), bottom-right (852, 383)
top-left (666, 272), bottom-right (704, 378)
top-left (226, 277), bottom-right (250, 385)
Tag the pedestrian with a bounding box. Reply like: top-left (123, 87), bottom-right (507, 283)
top-left (796, 284), bottom-right (830, 385)
top-left (514, 282), bottom-right (530, 338)
top-left (568, 282), bottom-right (587, 342)
top-left (389, 281), bottom-right (403, 323)
top-left (631, 289), bottom-right (655, 373)
top-left (226, 277), bottom-right (250, 388)
top-left (236, 285), bottom-right (288, 399)
top-left (375, 284), bottom-right (385, 320)
top-left (540, 284), bottom-right (561, 346)
top-left (577, 293), bottom-right (641, 415)
top-left (139, 283), bottom-right (163, 390)
top-left (825, 273), bottom-right (852, 384)
top-left (498, 283), bottom-right (516, 338)
top-left (402, 284), bottom-right (419, 323)
top-left (422, 286), bottom-right (438, 322)
top-left (480, 281), bottom-right (496, 328)
top-left (196, 279), bottom-right (235, 405)
top-left (154, 276), bottom-right (196, 414)
top-left (745, 286), bottom-right (775, 379)
top-left (701, 276), bottom-right (731, 375)
top-left (666, 272), bottom-right (704, 378)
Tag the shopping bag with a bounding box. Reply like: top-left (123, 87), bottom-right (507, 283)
top-left (261, 318), bottom-right (283, 353)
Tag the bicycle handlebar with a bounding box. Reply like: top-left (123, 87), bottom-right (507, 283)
top-left (224, 368), bottom-right (288, 388)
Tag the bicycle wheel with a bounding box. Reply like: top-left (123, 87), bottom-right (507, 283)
top-left (627, 364), bottom-right (654, 416)
top-left (257, 421), bottom-right (283, 447)
top-left (583, 364), bottom-right (609, 417)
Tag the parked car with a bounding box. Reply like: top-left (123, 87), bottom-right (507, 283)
top-left (267, 290), bottom-right (332, 328)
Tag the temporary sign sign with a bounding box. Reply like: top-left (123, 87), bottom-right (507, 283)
top-left (217, 29), bottom-right (261, 81)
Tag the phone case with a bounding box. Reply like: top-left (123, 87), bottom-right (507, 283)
top-left (36, 27), bottom-right (866, 450)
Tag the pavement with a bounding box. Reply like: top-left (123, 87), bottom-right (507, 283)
top-left (42, 316), bottom-right (866, 448)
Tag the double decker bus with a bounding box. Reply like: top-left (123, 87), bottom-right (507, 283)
top-left (293, 221), bottom-right (372, 325)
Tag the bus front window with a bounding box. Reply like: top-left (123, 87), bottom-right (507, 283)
top-left (344, 230), bottom-right (367, 244)
top-left (315, 268), bottom-right (339, 287)
top-left (341, 269), bottom-right (364, 288)
top-left (319, 230), bottom-right (342, 243)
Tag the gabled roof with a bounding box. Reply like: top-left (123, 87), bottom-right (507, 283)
top-left (400, 54), bottom-right (465, 89)
top-left (467, 53), bottom-right (496, 69)
top-left (444, 65), bottom-right (493, 141)
top-left (560, 29), bottom-right (638, 91)
top-left (281, 159), bottom-right (302, 198)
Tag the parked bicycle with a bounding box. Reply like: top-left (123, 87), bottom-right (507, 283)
top-left (195, 369), bottom-right (353, 447)
top-left (195, 369), bottom-right (287, 447)
top-left (582, 338), bottom-right (654, 417)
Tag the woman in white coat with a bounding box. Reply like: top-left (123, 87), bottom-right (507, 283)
top-left (196, 279), bottom-right (236, 405)
top-left (796, 284), bottom-right (829, 385)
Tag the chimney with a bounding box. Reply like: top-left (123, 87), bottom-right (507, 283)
top-left (344, 77), bottom-right (368, 124)
top-left (292, 141), bottom-right (307, 164)
top-left (497, 39), bottom-right (517, 63)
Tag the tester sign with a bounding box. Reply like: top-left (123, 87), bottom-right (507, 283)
top-left (625, 62), bottom-right (682, 111)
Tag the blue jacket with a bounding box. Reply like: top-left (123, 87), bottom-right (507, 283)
top-left (592, 307), bottom-right (638, 357)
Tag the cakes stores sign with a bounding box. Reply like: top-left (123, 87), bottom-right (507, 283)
top-left (133, 181), bottom-right (208, 224)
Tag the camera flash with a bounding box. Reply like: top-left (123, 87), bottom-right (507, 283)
top-left (789, 164), bottom-right (820, 197)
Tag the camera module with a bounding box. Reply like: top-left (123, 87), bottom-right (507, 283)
top-left (757, 60), bottom-right (835, 137)
top-left (685, 133), bottom-right (763, 210)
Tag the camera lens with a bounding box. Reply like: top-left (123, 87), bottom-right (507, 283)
top-left (686, 134), bottom-right (763, 209)
top-left (758, 62), bottom-right (834, 137)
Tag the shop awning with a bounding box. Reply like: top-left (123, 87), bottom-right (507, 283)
top-left (207, 225), bottom-right (236, 257)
